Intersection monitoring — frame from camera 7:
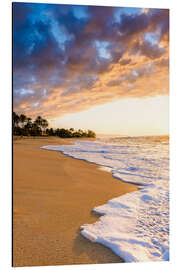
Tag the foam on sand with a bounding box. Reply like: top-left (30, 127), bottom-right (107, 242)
top-left (41, 136), bottom-right (169, 262)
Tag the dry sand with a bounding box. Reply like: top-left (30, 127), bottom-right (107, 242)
top-left (13, 137), bottom-right (137, 267)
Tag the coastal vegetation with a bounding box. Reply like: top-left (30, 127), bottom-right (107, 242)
top-left (13, 112), bottom-right (96, 138)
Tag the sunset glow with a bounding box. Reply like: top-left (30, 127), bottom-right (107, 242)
top-left (51, 95), bottom-right (169, 136)
top-left (13, 3), bottom-right (169, 135)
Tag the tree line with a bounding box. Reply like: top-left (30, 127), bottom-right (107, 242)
top-left (13, 112), bottom-right (96, 138)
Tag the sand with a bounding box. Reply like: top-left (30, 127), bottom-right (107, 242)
top-left (13, 137), bottom-right (137, 267)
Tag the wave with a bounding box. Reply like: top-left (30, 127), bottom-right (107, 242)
top-left (41, 136), bottom-right (169, 262)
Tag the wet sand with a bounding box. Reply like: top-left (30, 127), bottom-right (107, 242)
top-left (13, 137), bottom-right (137, 267)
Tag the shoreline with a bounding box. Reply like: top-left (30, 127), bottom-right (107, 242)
top-left (13, 137), bottom-right (137, 267)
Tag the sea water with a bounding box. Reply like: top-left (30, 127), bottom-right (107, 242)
top-left (41, 136), bottom-right (169, 262)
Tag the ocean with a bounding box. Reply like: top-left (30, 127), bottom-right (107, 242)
top-left (41, 135), bottom-right (169, 262)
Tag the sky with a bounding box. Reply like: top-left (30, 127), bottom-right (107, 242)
top-left (13, 3), bottom-right (169, 135)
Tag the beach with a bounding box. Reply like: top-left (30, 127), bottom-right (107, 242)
top-left (13, 137), bottom-right (137, 267)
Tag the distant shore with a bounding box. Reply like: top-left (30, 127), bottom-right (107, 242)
top-left (13, 136), bottom-right (137, 267)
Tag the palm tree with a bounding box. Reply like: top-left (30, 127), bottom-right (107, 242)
top-left (41, 119), bottom-right (48, 134)
top-left (87, 130), bottom-right (96, 138)
top-left (19, 114), bottom-right (27, 128)
top-left (25, 117), bottom-right (32, 129)
top-left (34, 116), bottom-right (43, 129)
top-left (31, 122), bottom-right (42, 136)
top-left (78, 129), bottom-right (83, 136)
top-left (27, 117), bottom-right (32, 125)
top-left (13, 112), bottom-right (20, 127)
top-left (47, 128), bottom-right (54, 136)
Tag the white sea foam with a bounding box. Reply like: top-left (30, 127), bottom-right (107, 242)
top-left (41, 136), bottom-right (169, 262)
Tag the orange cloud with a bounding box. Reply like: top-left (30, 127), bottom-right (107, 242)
top-left (13, 4), bottom-right (169, 120)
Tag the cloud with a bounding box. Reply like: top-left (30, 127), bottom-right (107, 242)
top-left (120, 58), bottom-right (131, 65)
top-left (13, 3), bottom-right (169, 119)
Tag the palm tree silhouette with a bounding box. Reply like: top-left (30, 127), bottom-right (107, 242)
top-left (41, 119), bottom-right (48, 134)
top-left (13, 112), bottom-right (20, 127)
top-left (19, 114), bottom-right (27, 128)
top-left (35, 116), bottom-right (43, 129)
